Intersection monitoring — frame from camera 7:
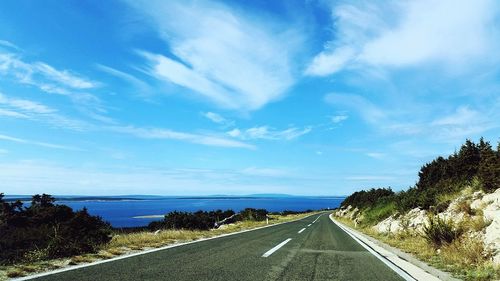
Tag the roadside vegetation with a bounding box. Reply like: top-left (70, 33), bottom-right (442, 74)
top-left (335, 138), bottom-right (500, 281)
top-left (0, 194), bottom-right (317, 280)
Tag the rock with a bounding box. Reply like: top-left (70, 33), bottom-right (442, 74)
top-left (472, 190), bottom-right (485, 200)
top-left (349, 207), bottom-right (359, 220)
top-left (373, 215), bottom-right (402, 234)
top-left (470, 198), bottom-right (483, 210)
top-left (481, 188), bottom-right (500, 265)
top-left (405, 208), bottom-right (428, 231)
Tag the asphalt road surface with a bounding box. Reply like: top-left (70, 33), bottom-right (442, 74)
top-left (33, 213), bottom-right (405, 281)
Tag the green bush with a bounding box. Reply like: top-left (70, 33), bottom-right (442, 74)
top-left (149, 208), bottom-right (269, 231)
top-left (238, 208), bottom-right (268, 221)
top-left (363, 201), bottom-right (397, 225)
top-left (422, 215), bottom-right (463, 248)
top-left (149, 209), bottom-right (237, 230)
top-left (0, 194), bottom-right (111, 265)
top-left (340, 188), bottom-right (394, 209)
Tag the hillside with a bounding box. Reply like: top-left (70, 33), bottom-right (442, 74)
top-left (335, 138), bottom-right (500, 281)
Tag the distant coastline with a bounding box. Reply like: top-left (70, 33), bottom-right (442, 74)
top-left (3, 194), bottom-right (347, 202)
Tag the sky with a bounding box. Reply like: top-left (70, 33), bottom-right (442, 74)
top-left (0, 0), bottom-right (499, 196)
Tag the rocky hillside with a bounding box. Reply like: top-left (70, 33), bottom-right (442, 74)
top-left (334, 138), bottom-right (500, 280)
top-left (336, 187), bottom-right (500, 265)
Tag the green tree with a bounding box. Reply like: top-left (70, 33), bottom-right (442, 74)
top-left (478, 139), bottom-right (500, 192)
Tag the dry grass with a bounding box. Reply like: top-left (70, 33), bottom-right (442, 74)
top-left (460, 215), bottom-right (492, 232)
top-left (5, 268), bottom-right (25, 278)
top-left (336, 213), bottom-right (499, 281)
top-left (0, 212), bottom-right (316, 280)
top-left (68, 255), bottom-right (96, 265)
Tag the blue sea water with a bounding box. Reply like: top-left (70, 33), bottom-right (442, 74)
top-left (57, 197), bottom-right (345, 228)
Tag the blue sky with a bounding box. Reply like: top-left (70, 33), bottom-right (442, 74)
top-left (0, 0), bottom-right (499, 196)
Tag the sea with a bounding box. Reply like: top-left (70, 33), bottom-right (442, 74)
top-left (4, 196), bottom-right (345, 228)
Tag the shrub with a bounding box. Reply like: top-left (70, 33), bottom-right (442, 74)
top-left (422, 215), bottom-right (463, 248)
top-left (341, 188), bottom-right (394, 209)
top-left (149, 209), bottom-right (236, 231)
top-left (0, 194), bottom-right (111, 265)
top-left (238, 208), bottom-right (267, 221)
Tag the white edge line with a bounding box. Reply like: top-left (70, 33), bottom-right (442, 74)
top-left (14, 213), bottom-right (321, 281)
top-left (329, 214), bottom-right (416, 281)
top-left (298, 228), bottom-right (306, 234)
top-left (262, 238), bottom-right (292, 257)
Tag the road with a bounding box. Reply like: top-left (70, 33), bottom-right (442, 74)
top-left (33, 213), bottom-right (405, 281)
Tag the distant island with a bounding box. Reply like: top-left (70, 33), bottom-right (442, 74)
top-left (3, 194), bottom-right (345, 202)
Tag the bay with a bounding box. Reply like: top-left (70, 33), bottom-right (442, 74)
top-left (57, 196), bottom-right (345, 228)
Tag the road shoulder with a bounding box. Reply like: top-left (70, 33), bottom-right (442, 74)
top-left (329, 214), bottom-right (460, 281)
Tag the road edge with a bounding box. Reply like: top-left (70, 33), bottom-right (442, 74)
top-left (329, 214), bottom-right (460, 281)
top-left (14, 212), bottom-right (321, 281)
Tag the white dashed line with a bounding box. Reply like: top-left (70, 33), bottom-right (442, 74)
top-left (262, 238), bottom-right (292, 257)
top-left (298, 228), bottom-right (306, 234)
top-left (307, 224), bottom-right (311, 227)
top-left (312, 215), bottom-right (322, 223)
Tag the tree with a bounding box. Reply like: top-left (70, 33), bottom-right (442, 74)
top-left (0, 194), bottom-right (111, 264)
top-left (478, 139), bottom-right (500, 192)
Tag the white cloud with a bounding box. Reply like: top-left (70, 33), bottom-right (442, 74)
top-left (307, 0), bottom-right (499, 76)
top-left (305, 46), bottom-right (355, 76)
top-left (0, 44), bottom-right (113, 124)
top-left (0, 93), bottom-right (90, 131)
top-left (228, 126), bottom-right (311, 141)
top-left (325, 93), bottom-right (385, 123)
top-left (0, 161), bottom-right (313, 195)
top-left (0, 40), bottom-right (20, 50)
top-left (0, 133), bottom-right (82, 151)
top-left (0, 108), bottom-right (29, 119)
top-left (0, 93), bottom-right (54, 114)
top-left (96, 64), bottom-right (151, 97)
top-left (366, 152), bottom-right (385, 159)
top-left (111, 125), bottom-right (255, 149)
top-left (129, 0), bottom-right (302, 111)
top-left (0, 52), bottom-right (98, 93)
top-left (203, 112), bottom-right (225, 124)
top-left (202, 111), bottom-right (235, 128)
top-left (330, 114), bottom-right (349, 124)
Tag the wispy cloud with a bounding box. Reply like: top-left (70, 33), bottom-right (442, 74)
top-left (0, 93), bottom-right (90, 130)
top-left (0, 52), bottom-right (98, 94)
top-left (325, 93), bottom-right (385, 123)
top-left (366, 152), bottom-right (385, 159)
top-left (111, 125), bottom-right (255, 149)
top-left (227, 126), bottom-right (311, 141)
top-left (0, 161), bottom-right (319, 195)
top-left (0, 133), bottom-right (82, 151)
top-left (330, 114), bottom-right (349, 124)
top-left (307, 0), bottom-right (500, 76)
top-left (96, 64), bottom-right (151, 97)
top-left (202, 111), bottom-right (234, 127)
top-left (128, 0), bottom-right (303, 111)
top-left (0, 40), bottom-right (20, 50)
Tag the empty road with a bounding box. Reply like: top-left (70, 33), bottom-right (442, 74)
top-left (31, 213), bottom-right (406, 281)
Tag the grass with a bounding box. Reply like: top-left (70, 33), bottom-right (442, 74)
top-left (422, 215), bottom-right (463, 248)
top-left (362, 201), bottom-right (397, 225)
top-left (336, 215), bottom-right (499, 281)
top-left (0, 212), bottom-right (317, 280)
